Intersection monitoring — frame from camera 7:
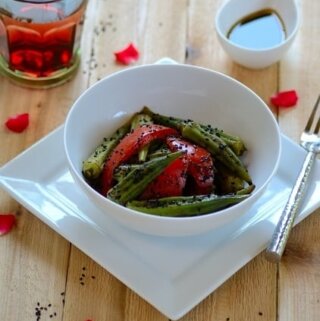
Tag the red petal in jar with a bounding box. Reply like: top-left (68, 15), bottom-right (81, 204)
top-left (114, 43), bottom-right (140, 65)
top-left (5, 113), bottom-right (29, 133)
top-left (270, 90), bottom-right (298, 107)
top-left (0, 214), bottom-right (16, 236)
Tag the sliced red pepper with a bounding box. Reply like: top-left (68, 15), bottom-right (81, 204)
top-left (166, 136), bottom-right (214, 194)
top-left (140, 156), bottom-right (188, 199)
top-left (101, 124), bottom-right (178, 195)
top-left (270, 90), bottom-right (298, 107)
top-left (5, 113), bottom-right (29, 133)
top-left (0, 214), bottom-right (16, 236)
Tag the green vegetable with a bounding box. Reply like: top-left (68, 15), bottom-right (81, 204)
top-left (148, 146), bottom-right (171, 159)
top-left (142, 106), bottom-right (247, 155)
top-left (142, 106), bottom-right (187, 131)
top-left (200, 125), bottom-right (246, 156)
top-left (130, 112), bottom-right (153, 129)
top-left (113, 164), bottom-right (140, 182)
top-left (127, 193), bottom-right (250, 217)
top-left (107, 151), bottom-right (183, 204)
top-left (82, 123), bottom-right (130, 180)
top-left (130, 112), bottom-right (153, 162)
top-left (236, 184), bottom-right (255, 195)
top-left (215, 161), bottom-right (245, 194)
top-left (181, 122), bottom-right (252, 184)
top-left (84, 106), bottom-right (254, 217)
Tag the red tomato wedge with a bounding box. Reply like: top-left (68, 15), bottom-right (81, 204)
top-left (140, 156), bottom-right (188, 199)
top-left (101, 124), bottom-right (178, 195)
top-left (166, 136), bottom-right (214, 194)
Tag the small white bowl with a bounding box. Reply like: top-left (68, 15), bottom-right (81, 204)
top-left (64, 63), bottom-right (281, 237)
top-left (215, 0), bottom-right (299, 69)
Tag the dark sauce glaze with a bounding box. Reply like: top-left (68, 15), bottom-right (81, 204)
top-left (227, 9), bottom-right (286, 49)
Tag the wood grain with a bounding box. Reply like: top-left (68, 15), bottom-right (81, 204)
top-left (64, 1), bottom-right (188, 320)
top-left (278, 1), bottom-right (320, 321)
top-left (185, 3), bottom-right (278, 320)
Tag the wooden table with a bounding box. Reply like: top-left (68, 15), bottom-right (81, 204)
top-left (1, 1), bottom-right (320, 320)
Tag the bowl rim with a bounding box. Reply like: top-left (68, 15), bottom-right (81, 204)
top-left (64, 63), bottom-right (282, 226)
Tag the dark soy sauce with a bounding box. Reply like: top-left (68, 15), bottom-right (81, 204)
top-left (227, 9), bottom-right (286, 49)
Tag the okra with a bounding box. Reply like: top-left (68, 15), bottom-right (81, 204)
top-left (215, 161), bottom-right (245, 194)
top-left (82, 123), bottom-right (130, 180)
top-left (131, 112), bottom-right (153, 162)
top-left (148, 146), bottom-right (171, 159)
top-left (107, 151), bottom-right (183, 204)
top-left (142, 106), bottom-right (247, 155)
top-left (142, 106), bottom-right (188, 131)
top-left (113, 164), bottom-right (140, 182)
top-left (181, 122), bottom-right (252, 184)
top-left (236, 184), bottom-right (255, 195)
top-left (127, 193), bottom-right (250, 217)
top-left (130, 112), bottom-right (153, 129)
top-left (201, 125), bottom-right (246, 156)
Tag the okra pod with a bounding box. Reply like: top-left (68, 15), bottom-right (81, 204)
top-left (142, 106), bottom-right (247, 155)
top-left (131, 112), bottom-right (153, 162)
top-left (127, 193), bottom-right (249, 217)
top-left (113, 164), bottom-right (139, 182)
top-left (130, 112), bottom-right (153, 129)
top-left (142, 106), bottom-right (188, 131)
top-left (181, 122), bottom-right (252, 184)
top-left (236, 184), bottom-right (255, 195)
top-left (148, 146), bottom-right (171, 159)
top-left (107, 151), bottom-right (183, 204)
top-left (82, 123), bottom-right (130, 180)
top-left (200, 125), bottom-right (246, 156)
top-left (215, 161), bottom-right (245, 194)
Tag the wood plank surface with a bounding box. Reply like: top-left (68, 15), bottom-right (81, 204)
top-left (184, 2), bottom-right (278, 321)
top-left (0, 1), bottom-right (319, 321)
top-left (278, 1), bottom-right (320, 321)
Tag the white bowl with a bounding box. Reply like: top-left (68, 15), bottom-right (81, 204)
top-left (215, 0), bottom-right (299, 69)
top-left (64, 63), bottom-right (281, 237)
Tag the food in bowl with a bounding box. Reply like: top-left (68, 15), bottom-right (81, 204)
top-left (64, 63), bottom-right (281, 236)
top-left (82, 106), bottom-right (255, 217)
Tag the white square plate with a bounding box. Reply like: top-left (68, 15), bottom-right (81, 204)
top-left (1, 125), bottom-right (320, 319)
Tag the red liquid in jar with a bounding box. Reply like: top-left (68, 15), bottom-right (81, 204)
top-left (0, 2), bottom-right (86, 78)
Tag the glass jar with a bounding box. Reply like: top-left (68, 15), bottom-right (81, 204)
top-left (0, 0), bottom-right (87, 88)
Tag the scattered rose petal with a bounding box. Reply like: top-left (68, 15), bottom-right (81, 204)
top-left (5, 113), bottom-right (29, 133)
top-left (114, 43), bottom-right (139, 65)
top-left (0, 214), bottom-right (16, 236)
top-left (270, 90), bottom-right (298, 107)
